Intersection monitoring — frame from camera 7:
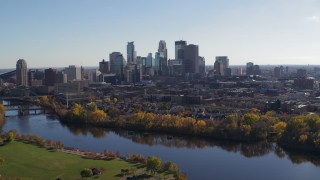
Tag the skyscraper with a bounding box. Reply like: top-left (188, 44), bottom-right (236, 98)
top-left (183, 44), bottom-right (199, 74)
top-left (99, 59), bottom-right (109, 74)
top-left (158, 40), bottom-right (167, 60)
top-left (16, 59), bottom-right (28, 86)
top-left (214, 56), bottom-right (229, 76)
top-left (246, 62), bottom-right (254, 75)
top-left (158, 40), bottom-right (168, 75)
top-left (198, 56), bottom-right (206, 77)
top-left (213, 60), bottom-right (224, 76)
top-left (175, 40), bottom-right (187, 60)
top-left (216, 56), bottom-right (229, 69)
top-left (146, 53), bottom-right (153, 68)
top-left (110, 52), bottom-right (125, 82)
top-left (127, 42), bottom-right (136, 64)
top-left (64, 65), bottom-right (81, 81)
top-left (44, 68), bottom-right (56, 86)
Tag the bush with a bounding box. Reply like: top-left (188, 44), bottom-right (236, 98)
top-left (80, 168), bottom-right (93, 178)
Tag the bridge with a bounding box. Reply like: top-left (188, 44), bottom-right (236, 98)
top-left (0, 70), bottom-right (16, 81)
top-left (4, 105), bottom-right (53, 117)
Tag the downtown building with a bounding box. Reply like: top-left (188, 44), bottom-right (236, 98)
top-left (109, 52), bottom-right (126, 83)
top-left (213, 56), bottom-right (230, 76)
top-left (16, 59), bottom-right (28, 86)
top-left (183, 44), bottom-right (199, 74)
top-left (127, 42), bottom-right (136, 64)
top-left (64, 65), bottom-right (81, 82)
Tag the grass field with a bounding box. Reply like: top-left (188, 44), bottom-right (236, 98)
top-left (0, 141), bottom-right (139, 180)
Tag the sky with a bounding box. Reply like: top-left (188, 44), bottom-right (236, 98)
top-left (0, 0), bottom-right (320, 68)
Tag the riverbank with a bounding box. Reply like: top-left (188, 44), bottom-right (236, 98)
top-left (22, 100), bottom-right (320, 153)
top-left (0, 139), bottom-right (180, 179)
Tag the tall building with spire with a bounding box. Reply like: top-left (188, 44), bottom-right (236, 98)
top-left (16, 59), bottom-right (28, 86)
top-left (158, 40), bottom-right (168, 75)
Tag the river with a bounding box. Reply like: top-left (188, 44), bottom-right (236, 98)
top-left (1, 102), bottom-right (320, 180)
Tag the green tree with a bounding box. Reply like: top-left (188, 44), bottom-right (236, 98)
top-left (80, 168), bottom-right (93, 179)
top-left (146, 156), bottom-right (161, 174)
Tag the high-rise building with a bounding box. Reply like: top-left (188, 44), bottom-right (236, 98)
top-left (175, 40), bottom-right (187, 60)
top-left (64, 65), bottom-right (81, 81)
top-left (213, 60), bottom-right (224, 76)
top-left (99, 59), bottom-right (109, 74)
top-left (198, 56), bottom-right (206, 77)
top-left (55, 71), bottom-right (67, 83)
top-left (216, 56), bottom-right (229, 69)
top-left (127, 42), bottom-right (136, 64)
top-left (253, 65), bottom-right (261, 75)
top-left (88, 69), bottom-right (101, 83)
top-left (16, 59), bottom-right (28, 86)
top-left (246, 62), bottom-right (254, 75)
top-left (28, 69), bottom-right (44, 86)
top-left (136, 56), bottom-right (145, 66)
top-left (110, 52), bottom-right (125, 82)
top-left (155, 51), bottom-right (167, 75)
top-left (168, 59), bottom-right (183, 76)
top-left (125, 64), bottom-right (142, 83)
top-left (146, 53), bottom-right (153, 68)
top-left (213, 56), bottom-right (229, 76)
top-left (183, 44), bottom-right (199, 74)
top-left (274, 67), bottom-right (281, 78)
top-left (157, 40), bottom-right (168, 76)
top-left (44, 68), bottom-right (56, 86)
top-left (158, 40), bottom-right (167, 60)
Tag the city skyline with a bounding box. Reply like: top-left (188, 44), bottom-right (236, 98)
top-left (1, 0), bottom-right (320, 68)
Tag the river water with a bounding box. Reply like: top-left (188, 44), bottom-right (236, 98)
top-left (2, 103), bottom-right (320, 180)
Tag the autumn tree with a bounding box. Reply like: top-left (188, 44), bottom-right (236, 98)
top-left (8, 132), bottom-right (15, 142)
top-left (273, 122), bottom-right (287, 136)
top-left (39, 96), bottom-right (49, 105)
top-left (70, 103), bottom-right (87, 121)
top-left (113, 98), bottom-right (118, 103)
top-left (87, 102), bottom-right (98, 111)
top-left (0, 104), bottom-right (5, 114)
top-left (146, 156), bottom-right (162, 174)
top-left (242, 113), bottom-right (260, 125)
top-left (104, 97), bottom-right (111, 103)
top-left (90, 109), bottom-right (107, 122)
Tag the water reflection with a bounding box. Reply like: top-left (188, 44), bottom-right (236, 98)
top-left (60, 122), bottom-right (107, 138)
top-left (58, 122), bottom-right (320, 167)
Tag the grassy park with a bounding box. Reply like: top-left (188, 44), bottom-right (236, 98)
top-left (0, 141), bottom-right (147, 179)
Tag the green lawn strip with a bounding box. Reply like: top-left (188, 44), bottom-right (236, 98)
top-left (0, 141), bottom-right (138, 179)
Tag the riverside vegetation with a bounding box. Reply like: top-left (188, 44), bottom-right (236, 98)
top-left (45, 96), bottom-right (320, 153)
top-left (0, 103), bottom-right (186, 179)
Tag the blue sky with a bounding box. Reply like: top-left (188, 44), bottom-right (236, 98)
top-left (0, 0), bottom-right (319, 68)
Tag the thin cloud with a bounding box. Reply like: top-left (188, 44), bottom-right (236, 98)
top-left (306, 15), bottom-right (320, 22)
